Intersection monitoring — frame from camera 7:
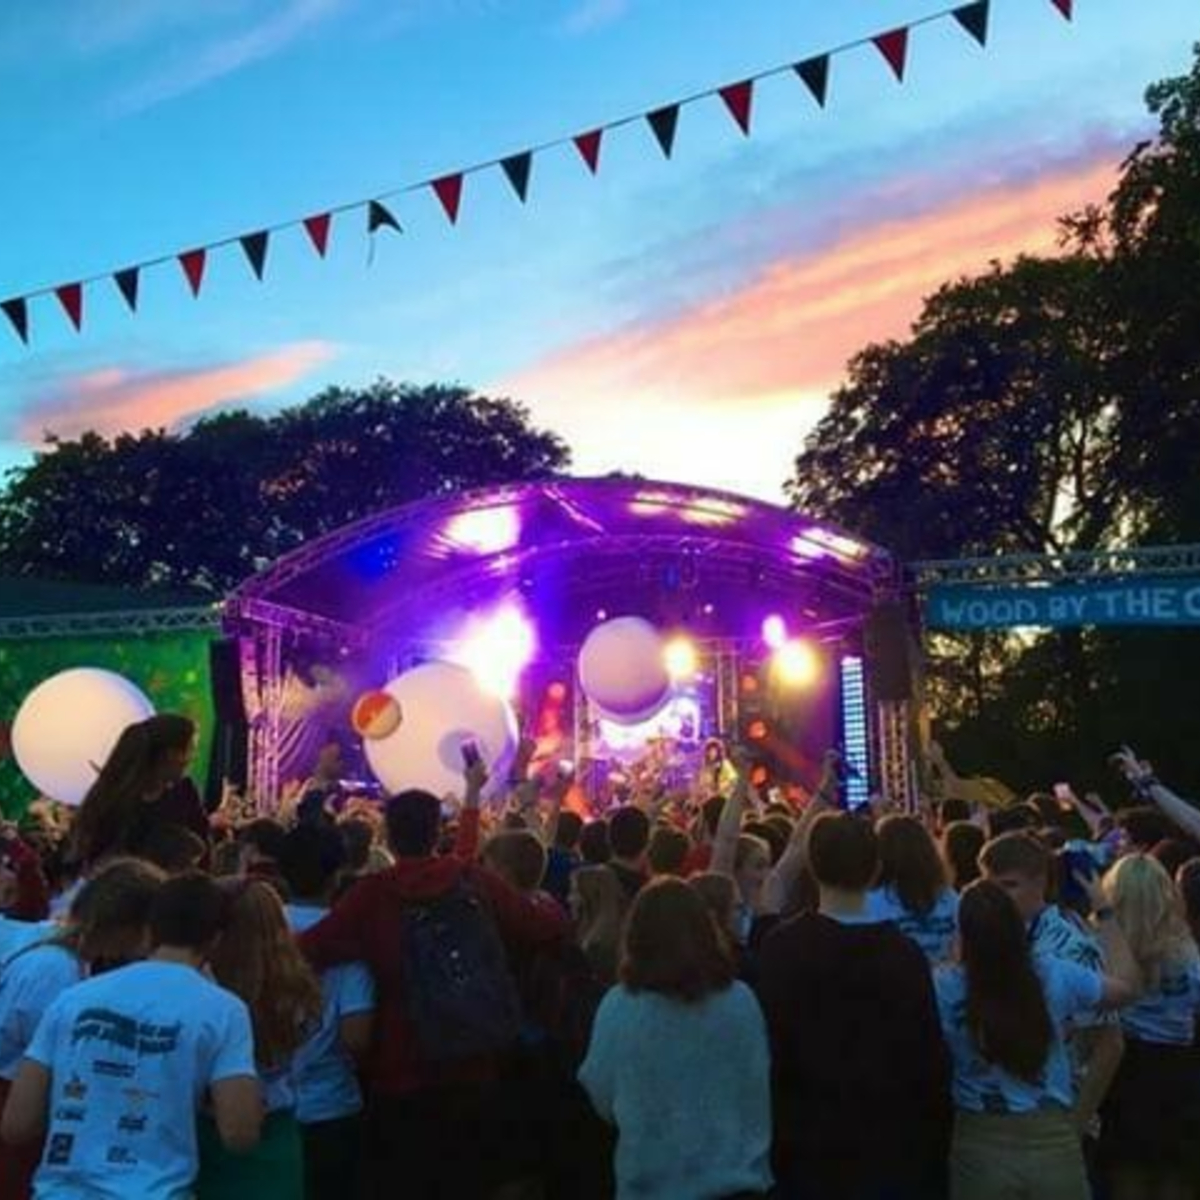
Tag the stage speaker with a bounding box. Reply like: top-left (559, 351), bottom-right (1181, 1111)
top-left (209, 638), bottom-right (248, 725)
top-left (865, 602), bottom-right (917, 703)
top-left (206, 638), bottom-right (249, 808)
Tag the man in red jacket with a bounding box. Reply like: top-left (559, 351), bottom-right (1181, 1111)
top-left (299, 765), bottom-right (567, 1200)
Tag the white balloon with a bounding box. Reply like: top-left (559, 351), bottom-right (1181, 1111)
top-left (12, 668), bottom-right (155, 806)
top-left (364, 661), bottom-right (517, 798)
top-left (578, 617), bottom-right (670, 723)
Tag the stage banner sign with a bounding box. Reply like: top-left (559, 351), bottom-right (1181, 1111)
top-left (926, 577), bottom-right (1200, 631)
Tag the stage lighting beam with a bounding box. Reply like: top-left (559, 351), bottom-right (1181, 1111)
top-left (773, 638), bottom-right (821, 688)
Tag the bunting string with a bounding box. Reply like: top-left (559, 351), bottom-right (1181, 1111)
top-left (0, 0), bottom-right (1072, 344)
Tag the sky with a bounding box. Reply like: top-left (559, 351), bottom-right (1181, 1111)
top-left (0, 0), bottom-right (1196, 502)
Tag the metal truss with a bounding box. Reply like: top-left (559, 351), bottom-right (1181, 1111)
top-left (909, 544), bottom-right (1200, 589)
top-left (0, 605), bottom-right (222, 641)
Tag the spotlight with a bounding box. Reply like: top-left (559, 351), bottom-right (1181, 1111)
top-left (663, 636), bottom-right (698, 681)
top-left (761, 614), bottom-right (788, 650)
top-left (452, 602), bottom-right (536, 697)
top-left (773, 638), bottom-right (821, 688)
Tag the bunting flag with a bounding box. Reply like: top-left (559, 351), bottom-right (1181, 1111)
top-left (432, 174), bottom-right (464, 224)
top-left (719, 81), bottom-right (754, 135)
top-left (0, 0), bottom-right (1079, 345)
top-left (367, 200), bottom-right (401, 234)
top-left (240, 231), bottom-right (269, 280)
top-left (953, 0), bottom-right (990, 45)
top-left (501, 152), bottom-right (533, 202)
top-left (873, 28), bottom-right (909, 82)
top-left (794, 55), bottom-right (830, 107)
top-left (304, 213), bottom-right (332, 256)
top-left (55, 283), bottom-right (83, 331)
top-left (646, 104), bottom-right (680, 158)
top-left (2, 298), bottom-right (28, 344)
top-left (179, 249), bottom-right (206, 297)
top-left (574, 129), bottom-right (603, 174)
top-left (114, 268), bottom-right (140, 312)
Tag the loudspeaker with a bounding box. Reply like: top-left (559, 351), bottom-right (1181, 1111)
top-left (865, 602), bottom-right (916, 702)
top-left (206, 638), bottom-right (249, 807)
top-left (208, 638), bottom-right (248, 726)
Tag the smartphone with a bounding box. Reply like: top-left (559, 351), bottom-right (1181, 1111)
top-left (557, 759), bottom-right (575, 780)
top-left (461, 739), bottom-right (482, 769)
top-left (1053, 783), bottom-right (1072, 804)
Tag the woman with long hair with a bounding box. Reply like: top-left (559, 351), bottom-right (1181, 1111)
top-left (936, 879), bottom-right (1138, 1199)
top-left (196, 878), bottom-right (323, 1200)
top-left (1098, 854), bottom-right (1200, 1200)
top-left (869, 814), bottom-right (960, 964)
top-left (71, 713), bottom-right (206, 868)
top-left (578, 877), bottom-right (773, 1199)
top-left (942, 820), bottom-right (986, 893)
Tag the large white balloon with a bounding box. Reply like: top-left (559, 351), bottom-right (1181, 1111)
top-left (364, 661), bottom-right (517, 797)
top-left (578, 616), bottom-right (670, 725)
top-left (12, 668), bottom-right (155, 806)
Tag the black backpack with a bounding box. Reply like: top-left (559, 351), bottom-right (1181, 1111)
top-left (400, 878), bottom-right (523, 1062)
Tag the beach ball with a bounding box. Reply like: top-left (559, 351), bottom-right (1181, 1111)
top-left (351, 690), bottom-right (402, 741)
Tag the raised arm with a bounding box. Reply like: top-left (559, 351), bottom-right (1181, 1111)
top-left (761, 752), bottom-right (838, 914)
top-left (709, 751), bottom-right (751, 877)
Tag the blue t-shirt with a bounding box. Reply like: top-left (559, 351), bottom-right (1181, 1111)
top-left (1028, 904), bottom-right (1113, 1034)
top-left (866, 885), bottom-right (959, 964)
top-left (935, 954), bottom-right (1103, 1114)
top-left (0, 917), bottom-right (56, 966)
top-left (0, 942), bottom-right (82, 1080)
top-left (25, 959), bottom-right (256, 1199)
top-left (1119, 955), bottom-right (1200, 1046)
top-left (285, 903), bottom-right (375, 1124)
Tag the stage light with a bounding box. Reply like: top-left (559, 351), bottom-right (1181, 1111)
top-left (451, 602), bottom-right (536, 697)
top-left (746, 718), bottom-right (768, 742)
top-left (443, 505), bottom-right (521, 555)
top-left (663, 636), bottom-right (698, 681)
top-left (773, 639), bottom-right (821, 688)
top-left (761, 614), bottom-right (788, 649)
top-left (840, 655), bottom-right (869, 808)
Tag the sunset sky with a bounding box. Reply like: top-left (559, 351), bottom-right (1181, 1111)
top-left (0, 0), bottom-right (1195, 501)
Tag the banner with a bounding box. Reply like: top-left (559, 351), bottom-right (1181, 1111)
top-left (926, 578), bottom-right (1200, 630)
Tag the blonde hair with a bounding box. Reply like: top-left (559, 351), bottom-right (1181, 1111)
top-left (1105, 854), bottom-right (1198, 991)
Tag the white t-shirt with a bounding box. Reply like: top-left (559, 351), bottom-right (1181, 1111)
top-left (25, 959), bottom-right (256, 1199)
top-left (0, 942), bottom-right (82, 1080)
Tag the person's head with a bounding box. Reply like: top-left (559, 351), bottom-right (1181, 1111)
top-left (807, 812), bottom-right (878, 894)
top-left (620, 877), bottom-right (734, 1003)
top-left (150, 872), bottom-right (229, 959)
top-left (958, 879), bottom-right (1053, 1083)
top-left (1151, 838), bottom-right (1199, 882)
top-left (978, 832), bottom-right (1050, 923)
top-left (938, 797), bottom-right (972, 828)
top-left (734, 834), bottom-right (772, 912)
top-left (138, 824), bottom-right (207, 875)
top-left (876, 815), bottom-right (946, 915)
top-left (209, 879), bottom-right (323, 1067)
top-left (385, 790), bottom-right (442, 858)
top-left (986, 805), bottom-right (1039, 841)
top-left (703, 738), bottom-right (725, 767)
top-left (688, 872), bottom-right (738, 939)
top-left (554, 811), bottom-right (584, 853)
top-left (609, 805), bottom-right (651, 864)
top-left (71, 714), bottom-right (197, 865)
top-left (279, 823), bottom-right (346, 901)
top-left (68, 857), bottom-right (166, 968)
top-left (1176, 859), bottom-right (1200, 946)
top-left (647, 825), bottom-right (690, 877)
top-left (1117, 806), bottom-right (1180, 852)
top-left (1105, 853), bottom-right (1198, 990)
top-left (699, 795), bottom-right (725, 841)
top-left (579, 819), bottom-right (611, 865)
top-left (746, 818), bottom-right (788, 866)
top-left (483, 830), bottom-right (547, 894)
top-left (942, 820), bottom-right (985, 892)
top-left (338, 817), bottom-right (374, 872)
top-left (237, 818), bottom-right (287, 868)
top-left (314, 740), bottom-right (344, 778)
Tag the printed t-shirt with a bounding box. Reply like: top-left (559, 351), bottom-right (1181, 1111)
top-left (866, 885), bottom-right (959, 964)
top-left (1119, 955), bottom-right (1200, 1046)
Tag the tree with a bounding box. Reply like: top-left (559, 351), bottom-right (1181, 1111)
top-left (0, 381), bottom-right (570, 594)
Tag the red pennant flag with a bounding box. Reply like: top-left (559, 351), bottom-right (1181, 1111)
top-left (1049, 0), bottom-right (1072, 18)
top-left (719, 80), bottom-right (754, 135)
top-left (873, 27), bottom-right (909, 82)
top-left (55, 283), bottom-right (83, 331)
top-left (179, 249), bottom-right (206, 297)
top-left (574, 129), bottom-right (603, 174)
top-left (304, 213), bottom-right (331, 257)
top-left (432, 174), bottom-right (463, 224)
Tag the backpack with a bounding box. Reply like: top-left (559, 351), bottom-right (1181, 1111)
top-left (400, 878), bottom-right (522, 1062)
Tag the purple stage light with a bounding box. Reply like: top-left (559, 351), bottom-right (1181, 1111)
top-left (450, 600), bottom-right (536, 697)
top-left (443, 505), bottom-right (521, 555)
top-left (762, 613), bottom-right (788, 649)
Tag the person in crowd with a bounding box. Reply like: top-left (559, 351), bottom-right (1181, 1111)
top-left (936, 877), bottom-right (1139, 1200)
top-left (756, 812), bottom-right (951, 1199)
top-left (746, 817), bottom-right (789, 866)
top-left (1175, 857), bottom-right (1200, 946)
top-left (571, 860), bottom-right (628, 987)
top-left (1150, 837), bottom-right (1199, 881)
top-left (1098, 854), bottom-right (1200, 1200)
top-left (579, 877), bottom-right (774, 1200)
top-left (296, 762), bottom-right (568, 1200)
top-left (683, 794), bottom-right (726, 876)
top-left (646, 824), bottom-right (690, 877)
top-left (689, 871), bottom-right (739, 942)
top-left (941, 820), bottom-right (986, 892)
top-left (276, 825), bottom-right (375, 1200)
top-left (483, 828), bottom-right (551, 898)
top-left (0, 858), bottom-right (164, 1200)
top-left (605, 806), bottom-right (651, 900)
top-left (0, 825), bottom-right (48, 926)
top-left (0, 873), bottom-right (261, 1198)
top-left (236, 818), bottom-right (290, 895)
top-left (579, 819), bottom-right (612, 865)
top-left (867, 814), bottom-right (960, 964)
top-left (70, 714), bottom-right (206, 868)
top-left (543, 810), bottom-right (584, 907)
top-left (197, 878), bottom-right (324, 1199)
top-left (139, 823), bottom-right (208, 876)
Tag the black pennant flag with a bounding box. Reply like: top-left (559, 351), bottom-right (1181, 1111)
top-left (1, 297), bottom-right (27, 344)
top-left (367, 200), bottom-right (402, 234)
top-left (646, 104), bottom-right (680, 158)
top-left (795, 55), bottom-right (830, 107)
top-left (500, 152), bottom-right (533, 202)
top-left (953, 0), bottom-right (990, 46)
top-left (114, 268), bottom-right (140, 312)
top-left (240, 231), bottom-right (269, 280)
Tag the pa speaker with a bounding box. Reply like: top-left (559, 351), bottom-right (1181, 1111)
top-left (865, 602), bottom-right (916, 702)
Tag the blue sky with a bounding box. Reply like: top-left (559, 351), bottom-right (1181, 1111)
top-left (0, 0), bottom-right (1195, 499)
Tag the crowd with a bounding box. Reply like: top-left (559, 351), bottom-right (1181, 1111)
top-left (2, 713), bottom-right (1200, 1200)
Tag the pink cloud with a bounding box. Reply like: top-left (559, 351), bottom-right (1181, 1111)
top-left (17, 341), bottom-right (334, 440)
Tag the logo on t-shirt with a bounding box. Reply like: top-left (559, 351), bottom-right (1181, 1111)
top-left (46, 1133), bottom-right (74, 1165)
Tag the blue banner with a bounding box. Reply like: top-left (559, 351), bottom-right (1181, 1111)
top-left (926, 577), bottom-right (1200, 630)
